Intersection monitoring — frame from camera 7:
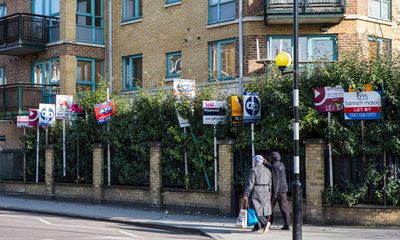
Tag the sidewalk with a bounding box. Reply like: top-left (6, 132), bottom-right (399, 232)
top-left (0, 194), bottom-right (399, 240)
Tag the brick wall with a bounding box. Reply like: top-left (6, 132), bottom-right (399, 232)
top-left (324, 206), bottom-right (400, 226)
top-left (0, 0), bottom-right (31, 14)
top-left (244, 0), bottom-right (264, 17)
top-left (0, 121), bottom-right (23, 149)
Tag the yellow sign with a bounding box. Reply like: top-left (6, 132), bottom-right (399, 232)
top-left (231, 96), bottom-right (243, 117)
top-left (231, 96), bottom-right (243, 126)
top-left (348, 83), bottom-right (374, 92)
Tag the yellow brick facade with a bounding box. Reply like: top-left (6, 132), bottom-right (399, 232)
top-left (110, 0), bottom-right (400, 92)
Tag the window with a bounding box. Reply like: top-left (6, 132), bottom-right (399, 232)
top-left (76, 0), bottom-right (104, 43)
top-left (0, 4), bottom-right (7, 17)
top-left (268, 35), bottom-right (337, 63)
top-left (32, 59), bottom-right (60, 85)
top-left (76, 58), bottom-right (103, 92)
top-left (208, 0), bottom-right (235, 24)
top-left (0, 67), bottom-right (5, 85)
top-left (33, 0), bottom-right (60, 42)
top-left (166, 0), bottom-right (181, 4)
top-left (123, 0), bottom-right (142, 20)
top-left (166, 52), bottom-right (182, 79)
top-left (368, 37), bottom-right (391, 59)
top-left (122, 55), bottom-right (143, 91)
top-left (369, 0), bottom-right (390, 20)
top-left (209, 40), bottom-right (236, 81)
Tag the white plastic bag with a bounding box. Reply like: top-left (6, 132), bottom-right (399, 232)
top-left (235, 209), bottom-right (248, 228)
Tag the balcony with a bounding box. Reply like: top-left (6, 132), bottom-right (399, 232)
top-left (0, 13), bottom-right (60, 56)
top-left (0, 83), bottom-right (59, 120)
top-left (264, 0), bottom-right (346, 25)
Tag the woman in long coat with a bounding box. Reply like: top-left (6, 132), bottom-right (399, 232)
top-left (243, 155), bottom-right (272, 233)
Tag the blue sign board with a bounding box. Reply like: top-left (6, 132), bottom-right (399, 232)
top-left (243, 92), bottom-right (261, 124)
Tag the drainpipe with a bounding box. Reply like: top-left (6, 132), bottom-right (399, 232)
top-left (238, 0), bottom-right (244, 94)
top-left (108, 0), bottom-right (113, 92)
top-left (107, 0), bottom-right (113, 186)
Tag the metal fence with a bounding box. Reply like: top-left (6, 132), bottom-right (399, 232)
top-left (162, 148), bottom-right (214, 190)
top-left (0, 150), bottom-right (23, 181)
top-left (25, 148), bottom-right (45, 182)
top-left (329, 153), bottom-right (400, 204)
top-left (54, 141), bottom-right (93, 184)
top-left (104, 147), bottom-right (150, 186)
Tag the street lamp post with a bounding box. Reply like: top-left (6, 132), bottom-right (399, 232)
top-left (275, 0), bottom-right (302, 239)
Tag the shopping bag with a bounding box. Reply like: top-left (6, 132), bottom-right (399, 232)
top-left (247, 208), bottom-right (259, 226)
top-left (235, 209), bottom-right (248, 228)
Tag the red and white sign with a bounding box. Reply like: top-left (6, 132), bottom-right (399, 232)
top-left (313, 86), bottom-right (344, 112)
top-left (17, 116), bottom-right (30, 128)
top-left (343, 91), bottom-right (381, 120)
top-left (28, 109), bottom-right (39, 127)
top-left (94, 100), bottom-right (116, 124)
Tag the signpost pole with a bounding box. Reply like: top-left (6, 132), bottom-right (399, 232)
top-left (36, 127), bottom-right (39, 183)
top-left (107, 88), bottom-right (111, 186)
top-left (63, 118), bottom-right (66, 177)
top-left (45, 127), bottom-right (48, 145)
top-left (23, 128), bottom-right (26, 183)
top-left (328, 112), bottom-right (333, 188)
top-left (214, 124), bottom-right (218, 191)
top-left (184, 127), bottom-right (189, 190)
top-left (251, 123), bottom-right (255, 167)
top-left (361, 120), bottom-right (366, 166)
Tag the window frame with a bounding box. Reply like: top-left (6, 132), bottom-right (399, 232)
top-left (122, 54), bottom-right (143, 91)
top-left (0, 67), bottom-right (5, 85)
top-left (368, 36), bottom-right (392, 58)
top-left (0, 4), bottom-right (7, 17)
top-left (76, 0), bottom-right (104, 44)
top-left (76, 57), bottom-right (104, 93)
top-left (368, 0), bottom-right (391, 21)
top-left (166, 51), bottom-right (182, 79)
top-left (31, 58), bottom-right (60, 85)
top-left (122, 0), bottom-right (142, 21)
top-left (208, 0), bottom-right (236, 24)
top-left (267, 35), bottom-right (338, 63)
top-left (208, 39), bottom-right (236, 81)
top-left (165, 0), bottom-right (181, 4)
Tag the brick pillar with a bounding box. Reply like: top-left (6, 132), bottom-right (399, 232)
top-left (60, 55), bottom-right (77, 95)
top-left (60, 0), bottom-right (76, 42)
top-left (45, 145), bottom-right (55, 198)
top-left (92, 144), bottom-right (104, 202)
top-left (304, 138), bottom-right (327, 224)
top-left (149, 142), bottom-right (162, 207)
top-left (217, 139), bottom-right (235, 215)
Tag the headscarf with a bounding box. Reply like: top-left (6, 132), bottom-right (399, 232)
top-left (270, 151), bottom-right (281, 162)
top-left (253, 155), bottom-right (265, 165)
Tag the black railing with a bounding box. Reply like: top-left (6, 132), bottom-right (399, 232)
top-left (265, 0), bottom-right (345, 14)
top-left (0, 83), bottom-right (60, 120)
top-left (0, 13), bottom-right (59, 54)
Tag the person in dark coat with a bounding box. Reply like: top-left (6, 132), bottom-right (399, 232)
top-left (268, 151), bottom-right (291, 230)
top-left (243, 155), bottom-right (272, 233)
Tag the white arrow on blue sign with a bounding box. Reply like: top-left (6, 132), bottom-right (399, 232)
top-left (243, 92), bottom-right (261, 123)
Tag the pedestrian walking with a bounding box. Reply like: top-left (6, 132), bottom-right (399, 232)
top-left (243, 155), bottom-right (272, 233)
top-left (268, 151), bottom-right (291, 230)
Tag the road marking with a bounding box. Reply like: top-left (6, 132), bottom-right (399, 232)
top-left (38, 218), bottom-right (51, 225)
top-left (119, 230), bottom-right (141, 238)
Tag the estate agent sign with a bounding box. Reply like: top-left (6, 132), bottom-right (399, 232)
top-left (344, 91), bottom-right (381, 120)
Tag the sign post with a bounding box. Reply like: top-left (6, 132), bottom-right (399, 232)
top-left (243, 92), bottom-right (261, 167)
top-left (28, 109), bottom-right (39, 182)
top-left (203, 100), bottom-right (226, 191)
top-left (313, 86), bottom-right (344, 187)
top-left (56, 95), bottom-right (73, 177)
top-left (17, 116), bottom-right (30, 182)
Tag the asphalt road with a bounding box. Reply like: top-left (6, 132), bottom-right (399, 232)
top-left (0, 210), bottom-right (211, 240)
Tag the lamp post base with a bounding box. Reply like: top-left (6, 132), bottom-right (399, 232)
top-left (292, 180), bottom-right (302, 240)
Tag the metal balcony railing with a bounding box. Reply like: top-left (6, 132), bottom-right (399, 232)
top-left (0, 83), bottom-right (60, 119)
top-left (0, 13), bottom-right (60, 56)
top-left (265, 0), bottom-right (345, 24)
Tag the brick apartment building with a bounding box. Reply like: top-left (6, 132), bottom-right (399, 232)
top-left (0, 0), bottom-right (399, 150)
